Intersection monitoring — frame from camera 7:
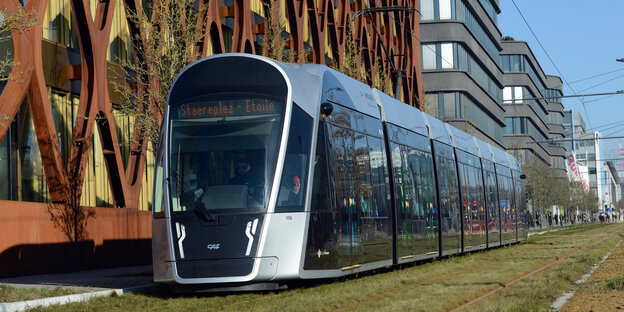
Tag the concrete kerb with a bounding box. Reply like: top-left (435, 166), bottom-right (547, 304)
top-left (0, 283), bottom-right (158, 312)
top-left (550, 238), bottom-right (624, 311)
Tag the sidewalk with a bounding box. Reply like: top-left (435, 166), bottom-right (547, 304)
top-left (0, 265), bottom-right (157, 312)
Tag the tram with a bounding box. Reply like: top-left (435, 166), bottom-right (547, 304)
top-left (151, 53), bottom-right (528, 289)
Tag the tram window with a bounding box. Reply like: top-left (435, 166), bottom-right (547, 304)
top-left (354, 132), bottom-right (373, 215)
top-left (368, 137), bottom-right (389, 217)
top-left (310, 123), bottom-right (331, 212)
top-left (408, 148), bottom-right (424, 220)
top-left (168, 95), bottom-right (285, 214)
top-left (436, 154), bottom-right (460, 236)
top-left (276, 105), bottom-right (313, 212)
top-left (153, 127), bottom-right (165, 218)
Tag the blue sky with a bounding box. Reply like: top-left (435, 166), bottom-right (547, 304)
top-left (498, 0), bottom-right (624, 161)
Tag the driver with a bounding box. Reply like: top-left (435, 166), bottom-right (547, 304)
top-left (229, 157), bottom-right (263, 203)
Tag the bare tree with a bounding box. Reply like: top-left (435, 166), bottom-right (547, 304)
top-left (0, 6), bottom-right (36, 83)
top-left (0, 6), bottom-right (37, 128)
top-left (522, 158), bottom-right (556, 224)
top-left (262, 0), bottom-right (287, 62)
top-left (417, 81), bottom-right (438, 117)
top-left (341, 15), bottom-right (367, 84)
top-left (111, 0), bottom-right (209, 150)
top-left (47, 174), bottom-right (95, 242)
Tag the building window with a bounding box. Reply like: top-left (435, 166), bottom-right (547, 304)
top-left (546, 88), bottom-right (562, 103)
top-left (478, 0), bottom-right (498, 24)
top-left (501, 54), bottom-right (547, 95)
top-left (420, 0), bottom-right (499, 64)
top-left (438, 92), bottom-right (503, 143)
top-left (421, 0), bottom-right (435, 20)
top-left (422, 42), bottom-right (502, 103)
top-left (422, 43), bottom-right (437, 70)
top-left (440, 43), bottom-right (454, 68)
top-left (439, 0), bottom-right (452, 19)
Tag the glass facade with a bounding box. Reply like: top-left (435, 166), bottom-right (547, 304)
top-left (43, 0), bottom-right (132, 63)
top-left (552, 156), bottom-right (566, 170)
top-left (503, 86), bottom-right (548, 123)
top-left (434, 91), bottom-right (504, 143)
top-left (545, 88), bottom-right (562, 103)
top-left (504, 117), bottom-right (550, 150)
top-left (501, 54), bottom-right (548, 95)
top-left (16, 102), bottom-right (50, 202)
top-left (45, 0), bottom-right (78, 48)
top-left (422, 42), bottom-right (502, 102)
top-left (478, 0), bottom-right (498, 24)
top-left (548, 111), bottom-right (563, 125)
top-left (421, 0), bottom-right (500, 64)
top-left (0, 88), bottom-right (154, 209)
top-left (0, 123), bottom-right (16, 201)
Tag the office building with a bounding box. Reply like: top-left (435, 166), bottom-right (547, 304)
top-left (420, 0), bottom-right (506, 149)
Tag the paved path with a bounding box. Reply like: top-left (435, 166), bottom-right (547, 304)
top-left (0, 265), bottom-right (154, 290)
top-left (0, 265), bottom-right (157, 312)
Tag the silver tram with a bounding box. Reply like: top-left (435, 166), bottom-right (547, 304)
top-left (151, 53), bottom-right (528, 289)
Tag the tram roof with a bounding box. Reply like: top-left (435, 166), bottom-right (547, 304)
top-left (373, 90), bottom-right (428, 137)
top-left (170, 54), bottom-right (522, 173)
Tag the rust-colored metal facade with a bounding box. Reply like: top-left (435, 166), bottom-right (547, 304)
top-left (0, 0), bottom-right (422, 210)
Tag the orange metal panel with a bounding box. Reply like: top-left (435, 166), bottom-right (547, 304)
top-left (0, 200), bottom-right (151, 277)
top-left (0, 0), bottom-right (423, 209)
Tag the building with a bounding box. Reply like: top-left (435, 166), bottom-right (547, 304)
top-left (545, 75), bottom-right (567, 177)
top-left (605, 161), bottom-right (622, 212)
top-left (0, 0), bottom-right (423, 277)
top-left (575, 131), bottom-right (603, 205)
top-left (562, 110), bottom-right (576, 153)
top-left (419, 0), bottom-right (506, 149)
top-left (563, 110), bottom-right (608, 211)
top-left (500, 40), bottom-right (567, 174)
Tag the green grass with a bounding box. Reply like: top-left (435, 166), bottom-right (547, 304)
top-left (26, 223), bottom-right (624, 312)
top-left (0, 284), bottom-right (88, 302)
top-left (605, 277), bottom-right (624, 290)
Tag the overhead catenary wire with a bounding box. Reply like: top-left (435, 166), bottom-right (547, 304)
top-left (509, 0), bottom-right (593, 131)
top-left (578, 73), bottom-right (624, 93)
top-left (384, 11), bottom-right (624, 160)
top-left (589, 119), bottom-right (624, 131)
top-left (534, 135), bottom-right (624, 143)
top-left (378, 5), bottom-right (624, 147)
top-left (552, 67), bottom-right (624, 90)
top-left (583, 94), bottom-right (617, 104)
top-left (604, 125), bottom-right (624, 138)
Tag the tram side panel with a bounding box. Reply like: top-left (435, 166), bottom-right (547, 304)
top-left (304, 107), bottom-right (392, 271)
top-left (433, 141), bottom-right (462, 256)
top-left (387, 125), bottom-right (439, 262)
top-left (482, 160), bottom-right (501, 247)
top-left (496, 166), bottom-right (515, 244)
top-left (513, 170), bottom-right (528, 241)
top-left (456, 150), bottom-right (487, 252)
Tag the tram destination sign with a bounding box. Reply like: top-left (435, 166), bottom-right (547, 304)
top-left (176, 99), bottom-right (279, 119)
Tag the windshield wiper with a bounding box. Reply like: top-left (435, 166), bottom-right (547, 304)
top-left (170, 170), bottom-right (217, 222)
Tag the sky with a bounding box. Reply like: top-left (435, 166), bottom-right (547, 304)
top-left (497, 0), bottom-right (624, 164)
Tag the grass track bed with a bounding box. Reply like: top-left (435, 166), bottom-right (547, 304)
top-left (28, 223), bottom-right (624, 312)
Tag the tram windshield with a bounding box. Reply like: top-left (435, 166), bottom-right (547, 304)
top-left (168, 94), bottom-right (285, 216)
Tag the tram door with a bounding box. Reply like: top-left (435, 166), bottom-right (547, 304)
top-left (305, 117), bottom-right (391, 270)
top-left (330, 125), bottom-right (363, 266)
